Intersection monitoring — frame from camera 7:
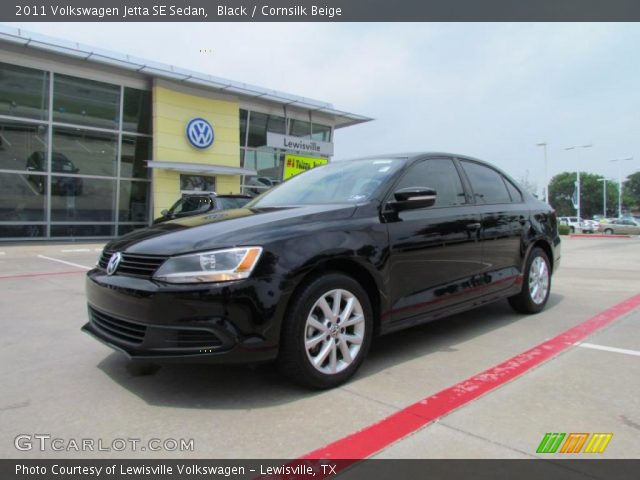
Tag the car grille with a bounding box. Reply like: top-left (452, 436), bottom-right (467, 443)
top-left (98, 250), bottom-right (167, 277)
top-left (173, 330), bottom-right (223, 349)
top-left (89, 307), bottom-right (147, 345)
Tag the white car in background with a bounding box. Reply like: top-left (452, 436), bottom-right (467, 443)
top-left (559, 216), bottom-right (595, 233)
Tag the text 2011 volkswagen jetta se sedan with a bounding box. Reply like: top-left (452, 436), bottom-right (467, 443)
top-left (84, 153), bottom-right (560, 389)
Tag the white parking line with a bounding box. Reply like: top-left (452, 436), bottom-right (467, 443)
top-left (61, 248), bottom-right (91, 253)
top-left (577, 342), bottom-right (640, 357)
top-left (37, 255), bottom-right (92, 270)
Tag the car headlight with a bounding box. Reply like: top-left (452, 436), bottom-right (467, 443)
top-left (153, 247), bottom-right (263, 284)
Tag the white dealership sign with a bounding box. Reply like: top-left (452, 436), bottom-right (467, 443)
top-left (266, 132), bottom-right (334, 156)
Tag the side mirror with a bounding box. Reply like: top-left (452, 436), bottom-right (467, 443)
top-left (390, 187), bottom-right (437, 211)
top-left (161, 209), bottom-right (169, 216)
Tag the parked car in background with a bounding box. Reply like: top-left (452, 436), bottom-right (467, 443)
top-left (153, 193), bottom-right (252, 224)
top-left (559, 216), bottom-right (594, 233)
top-left (599, 218), bottom-right (640, 235)
top-left (26, 151), bottom-right (83, 196)
top-left (85, 153), bottom-right (561, 389)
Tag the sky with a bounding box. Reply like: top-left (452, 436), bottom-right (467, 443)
top-left (6, 22), bottom-right (640, 194)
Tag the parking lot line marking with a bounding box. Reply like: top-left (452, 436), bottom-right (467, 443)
top-left (577, 342), bottom-right (640, 357)
top-left (61, 248), bottom-right (91, 253)
top-left (297, 293), bottom-right (640, 465)
top-left (0, 270), bottom-right (86, 280)
top-left (37, 254), bottom-right (92, 270)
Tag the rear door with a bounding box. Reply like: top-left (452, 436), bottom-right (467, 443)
top-left (458, 159), bottom-right (528, 295)
top-left (386, 157), bottom-right (484, 326)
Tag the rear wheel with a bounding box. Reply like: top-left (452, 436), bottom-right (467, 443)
top-left (604, 228), bottom-right (613, 235)
top-left (278, 273), bottom-right (373, 389)
top-left (509, 247), bottom-right (551, 314)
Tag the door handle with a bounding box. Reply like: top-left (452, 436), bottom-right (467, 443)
top-left (466, 222), bottom-right (482, 230)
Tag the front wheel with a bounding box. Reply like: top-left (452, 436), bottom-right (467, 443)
top-left (278, 273), bottom-right (373, 389)
top-left (604, 228), bottom-right (613, 235)
top-left (509, 247), bottom-right (551, 314)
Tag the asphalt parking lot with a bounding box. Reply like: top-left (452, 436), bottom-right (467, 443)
top-left (1, 236), bottom-right (639, 460)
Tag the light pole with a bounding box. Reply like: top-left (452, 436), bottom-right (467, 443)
top-left (597, 178), bottom-right (607, 217)
top-left (565, 144), bottom-right (592, 221)
top-left (608, 157), bottom-right (633, 218)
top-left (536, 142), bottom-right (548, 203)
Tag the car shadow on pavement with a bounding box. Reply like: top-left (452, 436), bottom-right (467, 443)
top-left (96, 294), bottom-right (564, 409)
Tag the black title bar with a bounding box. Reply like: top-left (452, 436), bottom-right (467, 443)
top-left (3, 0), bottom-right (640, 22)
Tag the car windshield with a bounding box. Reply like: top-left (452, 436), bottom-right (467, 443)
top-left (248, 158), bottom-right (404, 207)
top-left (216, 197), bottom-right (251, 209)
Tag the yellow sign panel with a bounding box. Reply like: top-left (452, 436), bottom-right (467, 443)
top-left (283, 154), bottom-right (328, 180)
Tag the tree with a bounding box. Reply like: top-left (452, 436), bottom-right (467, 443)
top-left (548, 172), bottom-right (620, 218)
top-left (624, 171), bottom-right (640, 212)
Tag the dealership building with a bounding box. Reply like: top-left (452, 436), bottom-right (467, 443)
top-left (0, 26), bottom-right (370, 240)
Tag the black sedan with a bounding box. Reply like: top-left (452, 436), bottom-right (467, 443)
top-left (84, 153), bottom-right (561, 389)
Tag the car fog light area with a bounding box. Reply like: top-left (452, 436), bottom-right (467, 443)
top-left (153, 247), bottom-right (262, 284)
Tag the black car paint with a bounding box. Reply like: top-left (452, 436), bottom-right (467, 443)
top-left (84, 153), bottom-right (560, 363)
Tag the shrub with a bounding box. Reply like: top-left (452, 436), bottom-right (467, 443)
top-left (558, 224), bottom-right (571, 235)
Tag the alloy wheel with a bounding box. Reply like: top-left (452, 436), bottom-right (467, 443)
top-left (304, 289), bottom-right (365, 375)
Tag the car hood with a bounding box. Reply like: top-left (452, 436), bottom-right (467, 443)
top-left (106, 204), bottom-right (358, 256)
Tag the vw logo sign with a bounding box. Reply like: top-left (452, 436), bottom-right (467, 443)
top-left (106, 252), bottom-right (122, 276)
top-left (186, 117), bottom-right (214, 149)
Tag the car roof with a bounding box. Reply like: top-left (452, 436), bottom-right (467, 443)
top-left (342, 152), bottom-right (494, 164)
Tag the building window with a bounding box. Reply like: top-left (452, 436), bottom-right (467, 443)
top-left (289, 119), bottom-right (311, 138)
top-left (0, 62), bottom-right (152, 241)
top-left (121, 135), bottom-right (151, 179)
top-left (240, 109), bottom-right (248, 146)
top-left (180, 174), bottom-right (215, 193)
top-left (119, 180), bottom-right (149, 222)
top-left (123, 87), bottom-right (151, 134)
top-left (50, 177), bottom-right (115, 222)
top-left (0, 120), bottom-right (48, 172)
top-left (53, 73), bottom-right (120, 129)
top-left (311, 123), bottom-right (331, 142)
top-left (0, 172), bottom-right (47, 221)
top-left (247, 112), bottom-right (287, 147)
top-left (0, 62), bottom-right (49, 121)
top-left (52, 126), bottom-right (118, 177)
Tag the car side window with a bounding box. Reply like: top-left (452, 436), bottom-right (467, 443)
top-left (460, 160), bottom-right (511, 204)
top-left (504, 177), bottom-right (523, 203)
top-left (394, 158), bottom-right (466, 207)
top-left (172, 196), bottom-right (211, 214)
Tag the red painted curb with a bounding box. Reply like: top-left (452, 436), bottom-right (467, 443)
top-left (0, 270), bottom-right (86, 280)
top-left (569, 234), bottom-right (631, 239)
top-left (290, 293), bottom-right (640, 470)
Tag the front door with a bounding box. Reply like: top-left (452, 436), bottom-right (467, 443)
top-left (385, 158), bottom-right (484, 327)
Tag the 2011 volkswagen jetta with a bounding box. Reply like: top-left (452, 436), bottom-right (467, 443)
top-left (83, 153), bottom-right (561, 389)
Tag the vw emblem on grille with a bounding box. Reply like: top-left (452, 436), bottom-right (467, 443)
top-left (186, 117), bottom-right (214, 149)
top-left (106, 252), bottom-right (122, 276)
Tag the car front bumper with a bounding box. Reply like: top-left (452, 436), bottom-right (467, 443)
top-left (83, 268), bottom-right (289, 363)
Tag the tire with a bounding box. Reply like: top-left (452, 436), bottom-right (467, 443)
top-left (508, 247), bottom-right (551, 314)
top-left (604, 228), bottom-right (613, 235)
top-left (278, 272), bottom-right (373, 389)
top-left (570, 226), bottom-right (575, 233)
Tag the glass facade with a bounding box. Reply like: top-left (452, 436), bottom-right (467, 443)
top-left (239, 108), bottom-right (332, 195)
top-left (0, 61), bottom-right (152, 240)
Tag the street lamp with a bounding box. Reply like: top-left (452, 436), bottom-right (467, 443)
top-left (597, 178), bottom-right (607, 217)
top-left (536, 142), bottom-right (548, 203)
top-left (608, 157), bottom-right (633, 218)
top-left (565, 144), bottom-right (592, 221)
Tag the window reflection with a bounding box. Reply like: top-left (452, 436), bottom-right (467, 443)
top-left (0, 62), bottom-right (49, 121)
top-left (121, 135), bottom-right (150, 179)
top-left (50, 177), bottom-right (114, 222)
top-left (0, 121), bottom-right (48, 172)
top-left (52, 127), bottom-right (117, 177)
top-left (53, 73), bottom-right (120, 129)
